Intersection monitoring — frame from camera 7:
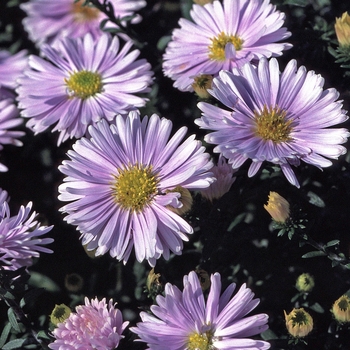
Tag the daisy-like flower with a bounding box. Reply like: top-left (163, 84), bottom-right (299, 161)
top-left (131, 271), bottom-right (270, 349)
top-left (49, 297), bottom-right (128, 349)
top-left (200, 155), bottom-right (236, 201)
top-left (0, 98), bottom-right (25, 172)
top-left (196, 57), bottom-right (350, 187)
top-left (21, 0), bottom-right (146, 46)
top-left (17, 33), bottom-right (153, 145)
top-left (163, 0), bottom-right (292, 92)
top-left (0, 188), bottom-right (53, 270)
top-left (0, 50), bottom-right (28, 99)
top-left (58, 111), bottom-right (214, 266)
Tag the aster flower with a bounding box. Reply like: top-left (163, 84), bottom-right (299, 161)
top-left (163, 0), bottom-right (292, 91)
top-left (0, 188), bottom-right (53, 270)
top-left (21, 0), bottom-right (146, 46)
top-left (201, 155), bottom-right (236, 201)
top-left (0, 98), bottom-right (25, 172)
top-left (131, 271), bottom-right (270, 349)
top-left (0, 50), bottom-right (28, 99)
top-left (49, 297), bottom-right (128, 349)
top-left (17, 33), bottom-right (153, 145)
top-left (58, 111), bottom-right (214, 266)
top-left (196, 57), bottom-right (350, 187)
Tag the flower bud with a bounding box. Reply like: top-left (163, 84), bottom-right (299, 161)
top-left (264, 191), bottom-right (290, 223)
top-left (166, 186), bottom-right (193, 216)
top-left (284, 308), bottom-right (313, 338)
top-left (201, 155), bottom-right (235, 202)
top-left (193, 0), bottom-right (214, 6)
top-left (335, 12), bottom-right (350, 47)
top-left (332, 295), bottom-right (350, 323)
top-left (50, 304), bottom-right (71, 326)
top-left (192, 74), bottom-right (213, 99)
top-left (296, 273), bottom-right (315, 293)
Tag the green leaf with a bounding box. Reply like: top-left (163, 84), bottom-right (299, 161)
top-left (310, 302), bottom-right (325, 313)
top-left (344, 263), bottom-right (350, 270)
top-left (302, 251), bottom-right (327, 258)
top-left (325, 240), bottom-right (340, 248)
top-left (283, 0), bottom-right (309, 6)
top-left (7, 308), bottom-right (20, 332)
top-left (260, 328), bottom-right (278, 340)
top-left (307, 191), bottom-right (325, 207)
top-left (0, 322), bottom-right (12, 348)
top-left (2, 339), bottom-right (26, 350)
top-left (20, 288), bottom-right (44, 308)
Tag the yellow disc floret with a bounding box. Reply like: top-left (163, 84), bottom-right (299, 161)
top-left (254, 105), bottom-right (293, 143)
top-left (188, 332), bottom-right (212, 350)
top-left (65, 70), bottom-right (102, 100)
top-left (208, 32), bottom-right (243, 61)
top-left (112, 164), bottom-right (159, 212)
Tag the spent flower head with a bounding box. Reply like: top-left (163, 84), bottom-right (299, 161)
top-left (332, 295), bottom-right (350, 323)
top-left (284, 308), bottom-right (313, 338)
top-left (131, 271), bottom-right (270, 349)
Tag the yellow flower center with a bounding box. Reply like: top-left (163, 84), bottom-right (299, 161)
top-left (71, 0), bottom-right (100, 22)
top-left (112, 164), bottom-right (159, 212)
top-left (208, 32), bottom-right (243, 61)
top-left (254, 105), bottom-right (293, 143)
top-left (188, 332), bottom-right (212, 350)
top-left (65, 70), bottom-right (102, 99)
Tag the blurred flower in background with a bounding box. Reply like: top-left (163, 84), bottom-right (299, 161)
top-left (295, 273), bottom-right (315, 293)
top-left (58, 111), bottom-right (214, 266)
top-left (131, 271), bottom-right (270, 349)
top-left (20, 0), bottom-right (146, 46)
top-left (49, 297), bottom-right (128, 349)
top-left (196, 57), bottom-right (350, 187)
top-left (17, 33), bottom-right (153, 145)
top-left (163, 0), bottom-right (291, 91)
top-left (0, 188), bottom-right (53, 270)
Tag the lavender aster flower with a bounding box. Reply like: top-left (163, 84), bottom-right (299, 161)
top-left (0, 98), bottom-right (25, 172)
top-left (21, 0), bottom-right (146, 46)
top-left (17, 33), bottom-right (153, 145)
top-left (196, 58), bottom-right (350, 187)
top-left (49, 297), bottom-right (128, 349)
top-left (0, 188), bottom-right (53, 270)
top-left (131, 271), bottom-right (270, 349)
top-left (163, 0), bottom-right (292, 92)
top-left (58, 111), bottom-right (214, 266)
top-left (0, 50), bottom-right (28, 99)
